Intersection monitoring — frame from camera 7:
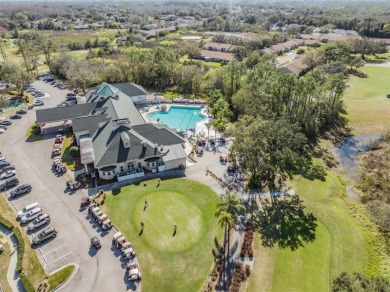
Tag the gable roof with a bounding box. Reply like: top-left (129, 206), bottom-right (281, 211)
top-left (279, 57), bottom-right (308, 75)
top-left (111, 83), bottom-right (148, 97)
top-left (132, 124), bottom-right (185, 146)
top-left (36, 103), bottom-right (96, 124)
top-left (72, 114), bottom-right (110, 134)
top-left (200, 50), bottom-right (235, 61)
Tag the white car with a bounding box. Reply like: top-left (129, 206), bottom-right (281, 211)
top-left (0, 129), bottom-right (4, 134)
top-left (0, 170), bottom-right (16, 180)
top-left (0, 155), bottom-right (5, 161)
top-left (28, 214), bottom-right (50, 231)
top-left (20, 207), bottom-right (42, 224)
top-left (17, 202), bottom-right (40, 219)
top-left (32, 100), bottom-right (44, 106)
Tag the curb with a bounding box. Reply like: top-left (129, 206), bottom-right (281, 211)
top-left (50, 263), bottom-right (79, 292)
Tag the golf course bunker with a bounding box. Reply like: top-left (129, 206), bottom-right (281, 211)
top-left (133, 191), bottom-right (203, 252)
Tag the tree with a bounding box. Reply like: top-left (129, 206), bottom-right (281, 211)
top-left (229, 117), bottom-right (308, 189)
top-left (0, 96), bottom-right (8, 108)
top-left (332, 272), bottom-right (390, 292)
top-left (215, 192), bottom-right (245, 261)
top-left (0, 62), bottom-right (33, 97)
top-left (40, 36), bottom-right (57, 71)
top-left (0, 39), bottom-right (7, 62)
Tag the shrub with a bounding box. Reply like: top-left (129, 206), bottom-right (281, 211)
top-left (69, 146), bottom-right (80, 158)
top-left (0, 215), bottom-right (14, 229)
top-left (13, 227), bottom-right (25, 273)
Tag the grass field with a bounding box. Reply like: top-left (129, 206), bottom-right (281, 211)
top-left (344, 65), bottom-right (390, 134)
top-left (48, 264), bottom-right (75, 290)
top-left (244, 167), bottom-right (389, 292)
top-left (0, 236), bottom-right (12, 292)
top-left (102, 178), bottom-right (222, 292)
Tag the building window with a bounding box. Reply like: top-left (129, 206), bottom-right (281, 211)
top-left (152, 162), bottom-right (155, 167)
top-left (138, 162), bottom-right (141, 168)
top-left (107, 171), bottom-right (111, 175)
top-left (147, 163), bottom-right (150, 166)
top-left (120, 166), bottom-right (124, 172)
top-left (103, 172), bottom-right (106, 176)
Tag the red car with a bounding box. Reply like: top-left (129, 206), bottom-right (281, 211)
top-left (219, 155), bottom-right (228, 164)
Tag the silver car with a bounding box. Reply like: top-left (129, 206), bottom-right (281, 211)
top-left (27, 214), bottom-right (50, 231)
top-left (20, 207), bottom-right (42, 224)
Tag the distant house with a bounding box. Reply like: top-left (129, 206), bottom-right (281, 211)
top-left (279, 57), bottom-right (308, 76)
top-left (203, 42), bottom-right (240, 53)
top-left (36, 83), bottom-right (186, 181)
top-left (200, 50), bottom-right (235, 62)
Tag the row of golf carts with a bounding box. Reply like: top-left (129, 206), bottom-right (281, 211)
top-left (112, 231), bottom-right (142, 281)
top-left (87, 202), bottom-right (113, 230)
top-left (51, 135), bottom-right (66, 173)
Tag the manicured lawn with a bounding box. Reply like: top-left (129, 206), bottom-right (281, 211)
top-left (0, 237), bottom-right (12, 292)
top-left (344, 65), bottom-right (390, 134)
top-left (102, 178), bottom-right (223, 292)
top-left (48, 264), bottom-right (75, 290)
top-left (244, 167), bottom-right (388, 292)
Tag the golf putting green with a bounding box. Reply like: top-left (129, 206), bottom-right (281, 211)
top-left (132, 191), bottom-right (203, 252)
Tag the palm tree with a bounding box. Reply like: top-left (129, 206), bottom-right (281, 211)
top-left (215, 192), bottom-right (245, 261)
top-left (205, 121), bottom-right (212, 143)
top-left (216, 210), bottom-right (234, 259)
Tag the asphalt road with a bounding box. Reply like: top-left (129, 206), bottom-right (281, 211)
top-left (0, 81), bottom-right (134, 292)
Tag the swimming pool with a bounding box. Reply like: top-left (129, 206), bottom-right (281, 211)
top-left (147, 106), bottom-right (205, 131)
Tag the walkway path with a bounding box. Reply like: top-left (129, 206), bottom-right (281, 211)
top-left (0, 224), bottom-right (25, 292)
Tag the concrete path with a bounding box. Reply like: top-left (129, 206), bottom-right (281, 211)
top-left (0, 224), bottom-right (25, 292)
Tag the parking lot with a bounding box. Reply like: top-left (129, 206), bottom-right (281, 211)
top-left (0, 80), bottom-right (128, 291)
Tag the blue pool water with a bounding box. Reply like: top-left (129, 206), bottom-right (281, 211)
top-left (147, 106), bottom-right (205, 131)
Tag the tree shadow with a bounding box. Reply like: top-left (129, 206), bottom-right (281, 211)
top-left (172, 229), bottom-right (176, 237)
top-left (138, 229), bottom-right (143, 236)
top-left (253, 194), bottom-right (317, 251)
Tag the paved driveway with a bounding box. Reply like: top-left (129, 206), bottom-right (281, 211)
top-left (0, 81), bottom-right (130, 292)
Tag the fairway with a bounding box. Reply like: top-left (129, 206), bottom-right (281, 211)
top-left (244, 166), bottom-right (387, 292)
top-left (102, 178), bottom-right (222, 292)
top-left (344, 65), bottom-right (390, 134)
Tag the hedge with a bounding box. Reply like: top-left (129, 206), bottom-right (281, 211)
top-left (20, 273), bottom-right (35, 292)
top-left (13, 227), bottom-right (25, 273)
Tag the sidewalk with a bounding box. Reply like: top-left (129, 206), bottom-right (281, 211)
top-left (0, 224), bottom-right (26, 292)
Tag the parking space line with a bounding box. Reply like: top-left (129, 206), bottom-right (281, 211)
top-left (46, 251), bottom-right (72, 265)
top-left (41, 242), bottom-right (68, 257)
top-left (38, 236), bottom-right (63, 254)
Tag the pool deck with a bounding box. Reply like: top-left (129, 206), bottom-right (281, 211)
top-left (140, 103), bottom-right (217, 139)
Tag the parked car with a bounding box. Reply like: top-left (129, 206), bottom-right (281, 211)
top-left (0, 125), bottom-right (7, 131)
top-left (32, 227), bottom-right (57, 245)
top-left (10, 114), bottom-right (22, 119)
top-left (0, 177), bottom-right (19, 190)
top-left (10, 184), bottom-right (31, 198)
top-left (32, 100), bottom-right (44, 106)
top-left (1, 165), bottom-right (15, 173)
top-left (0, 120), bottom-right (12, 126)
top-left (66, 95), bottom-right (77, 101)
top-left (0, 161), bottom-right (11, 169)
top-left (0, 129), bottom-right (4, 134)
top-left (0, 155), bottom-right (5, 161)
top-left (17, 202), bottom-right (40, 218)
top-left (0, 170), bottom-right (16, 180)
top-left (219, 154), bottom-right (228, 164)
top-left (16, 109), bottom-right (27, 115)
top-left (28, 214), bottom-right (50, 231)
top-left (20, 207), bottom-right (42, 224)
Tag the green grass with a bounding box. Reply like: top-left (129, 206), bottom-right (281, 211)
top-left (61, 135), bottom-right (81, 171)
top-left (26, 123), bottom-right (43, 142)
top-left (244, 167), bottom-right (389, 292)
top-left (102, 178), bottom-right (223, 292)
top-left (48, 265), bottom-right (75, 290)
top-left (0, 195), bottom-right (46, 289)
top-left (344, 65), bottom-right (390, 134)
top-left (0, 236), bottom-right (12, 292)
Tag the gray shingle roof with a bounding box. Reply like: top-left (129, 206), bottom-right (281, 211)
top-left (36, 103), bottom-right (97, 124)
top-left (71, 114), bottom-right (110, 135)
top-left (132, 124), bottom-right (185, 146)
top-left (93, 124), bottom-right (162, 167)
top-left (111, 83), bottom-right (147, 97)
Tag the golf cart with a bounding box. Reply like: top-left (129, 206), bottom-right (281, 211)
top-left (196, 149), bottom-right (204, 156)
top-left (122, 246), bottom-right (136, 259)
top-left (101, 219), bottom-right (113, 230)
top-left (116, 236), bottom-right (128, 249)
top-left (93, 210), bottom-right (103, 220)
top-left (121, 241), bottom-right (132, 252)
top-left (112, 232), bottom-right (123, 244)
top-left (52, 149), bottom-right (61, 156)
top-left (88, 203), bottom-right (97, 212)
top-left (89, 206), bottom-right (100, 216)
top-left (57, 164), bottom-right (66, 173)
top-left (97, 213), bottom-right (108, 225)
top-left (91, 236), bottom-right (101, 249)
top-left (219, 154), bottom-right (228, 164)
top-left (67, 180), bottom-right (81, 190)
top-left (127, 262), bottom-right (141, 281)
top-left (80, 196), bottom-right (92, 207)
